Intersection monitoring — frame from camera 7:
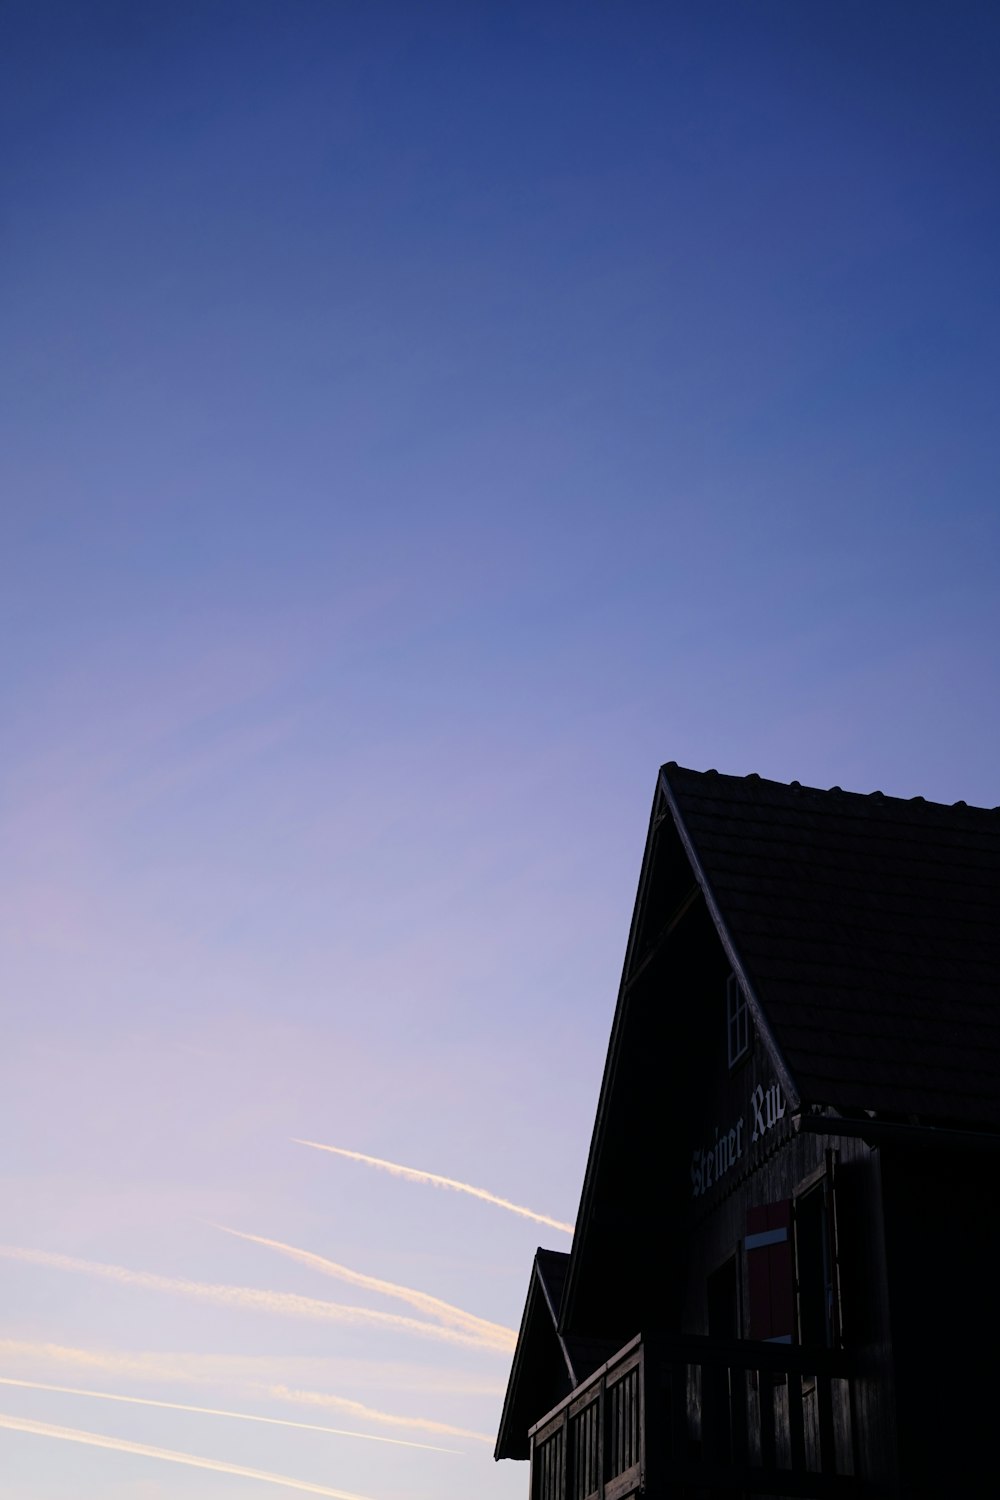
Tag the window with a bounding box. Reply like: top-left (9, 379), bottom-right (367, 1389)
top-left (707, 1253), bottom-right (740, 1340)
top-left (745, 1175), bottom-right (841, 1348)
top-left (794, 1178), bottom-right (839, 1348)
top-left (726, 971), bottom-right (749, 1066)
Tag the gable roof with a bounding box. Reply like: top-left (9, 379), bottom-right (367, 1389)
top-left (660, 763), bottom-right (1000, 1128)
top-left (558, 761), bottom-right (1000, 1337)
top-left (494, 1250), bottom-right (573, 1461)
top-left (494, 1248), bottom-right (627, 1461)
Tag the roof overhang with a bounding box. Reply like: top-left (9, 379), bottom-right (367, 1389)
top-left (494, 1249), bottom-right (574, 1461)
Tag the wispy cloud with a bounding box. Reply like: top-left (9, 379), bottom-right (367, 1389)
top-left (0, 1377), bottom-right (459, 1454)
top-left (294, 1140), bottom-right (574, 1234)
top-left (0, 1411), bottom-right (380, 1498)
top-left (268, 1387), bottom-right (493, 1445)
top-left (0, 1338), bottom-right (507, 1397)
top-left (213, 1225), bottom-right (516, 1352)
top-left (0, 1245), bottom-right (506, 1353)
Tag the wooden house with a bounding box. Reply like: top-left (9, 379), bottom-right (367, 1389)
top-left (495, 764), bottom-right (1000, 1497)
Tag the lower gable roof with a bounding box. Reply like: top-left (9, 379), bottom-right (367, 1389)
top-left (494, 1249), bottom-right (572, 1461)
top-left (495, 1249), bottom-right (622, 1460)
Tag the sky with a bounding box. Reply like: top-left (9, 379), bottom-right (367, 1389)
top-left (1, 1), bottom-right (998, 1496)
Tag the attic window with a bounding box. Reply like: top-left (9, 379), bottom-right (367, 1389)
top-left (727, 972), bottom-right (750, 1067)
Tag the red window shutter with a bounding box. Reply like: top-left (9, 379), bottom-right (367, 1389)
top-left (746, 1205), bottom-right (772, 1338)
top-left (746, 1200), bottom-right (794, 1342)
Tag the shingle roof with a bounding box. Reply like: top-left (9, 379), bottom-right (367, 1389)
top-left (661, 763), bottom-right (1000, 1129)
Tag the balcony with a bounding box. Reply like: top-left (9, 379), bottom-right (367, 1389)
top-left (528, 1332), bottom-right (874, 1499)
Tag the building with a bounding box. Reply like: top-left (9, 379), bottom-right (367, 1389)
top-left (495, 764), bottom-right (1000, 1498)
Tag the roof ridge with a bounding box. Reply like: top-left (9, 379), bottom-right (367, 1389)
top-left (660, 760), bottom-right (999, 816)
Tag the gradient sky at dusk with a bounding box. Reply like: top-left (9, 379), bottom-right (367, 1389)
top-left (2, 2), bottom-right (999, 1496)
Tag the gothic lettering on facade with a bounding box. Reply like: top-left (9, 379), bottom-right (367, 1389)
top-left (690, 1119), bottom-right (743, 1198)
top-left (750, 1079), bottom-right (786, 1142)
top-left (690, 1076), bottom-right (787, 1198)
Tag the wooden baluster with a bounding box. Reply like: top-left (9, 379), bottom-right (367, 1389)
top-left (632, 1367), bottom-right (638, 1469)
top-left (606, 1385), bottom-right (613, 1481)
top-left (580, 1407), bottom-right (587, 1498)
top-left (701, 1357), bottom-right (715, 1462)
top-left (636, 1359), bottom-right (644, 1482)
top-left (669, 1360), bottom-right (688, 1469)
top-left (759, 1368), bottom-right (777, 1474)
top-left (591, 1401), bottom-right (598, 1495)
top-left (730, 1362), bottom-right (749, 1468)
top-left (787, 1369), bottom-right (806, 1473)
top-left (617, 1379), bottom-right (623, 1475)
top-left (630, 1370), bottom-right (636, 1469)
top-left (620, 1378), bottom-right (627, 1472)
top-left (619, 1379), bottom-right (625, 1474)
top-left (817, 1371), bottom-right (836, 1475)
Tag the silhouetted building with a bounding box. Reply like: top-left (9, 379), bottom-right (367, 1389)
top-left (496, 764), bottom-right (1000, 1497)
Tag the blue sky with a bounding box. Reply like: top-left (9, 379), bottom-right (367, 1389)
top-left (2, 3), bottom-right (998, 1496)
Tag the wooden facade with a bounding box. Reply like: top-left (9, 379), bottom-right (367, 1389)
top-left (496, 764), bottom-right (1000, 1497)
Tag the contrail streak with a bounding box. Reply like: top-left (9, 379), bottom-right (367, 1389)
top-left (0, 1245), bottom-right (505, 1353)
top-left (0, 1411), bottom-right (379, 1498)
top-left (214, 1225), bottom-right (516, 1352)
top-left (0, 1340), bottom-right (496, 1438)
top-left (294, 1140), bottom-right (574, 1234)
top-left (0, 1377), bottom-right (458, 1453)
top-left (268, 1387), bottom-right (493, 1444)
top-left (0, 1337), bottom-right (507, 1397)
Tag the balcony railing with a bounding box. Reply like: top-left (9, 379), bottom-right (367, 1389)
top-left (528, 1332), bottom-right (872, 1499)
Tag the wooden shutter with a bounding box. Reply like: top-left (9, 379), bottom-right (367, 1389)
top-left (746, 1200), bottom-right (794, 1342)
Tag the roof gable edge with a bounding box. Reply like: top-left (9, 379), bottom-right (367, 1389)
top-left (557, 777), bottom-right (666, 1333)
top-left (495, 1251), bottom-right (574, 1461)
top-left (658, 764), bottom-right (801, 1111)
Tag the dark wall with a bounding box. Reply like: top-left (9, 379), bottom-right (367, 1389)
top-left (681, 1128), bottom-right (897, 1489)
top-left (565, 893), bottom-right (725, 1340)
top-left (881, 1144), bottom-right (1000, 1493)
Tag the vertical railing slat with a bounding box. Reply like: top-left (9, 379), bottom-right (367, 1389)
top-left (787, 1369), bottom-right (806, 1471)
top-left (730, 1362), bottom-right (749, 1467)
top-left (669, 1356), bottom-right (687, 1466)
top-left (759, 1366), bottom-right (777, 1472)
top-left (817, 1370), bottom-right (836, 1474)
